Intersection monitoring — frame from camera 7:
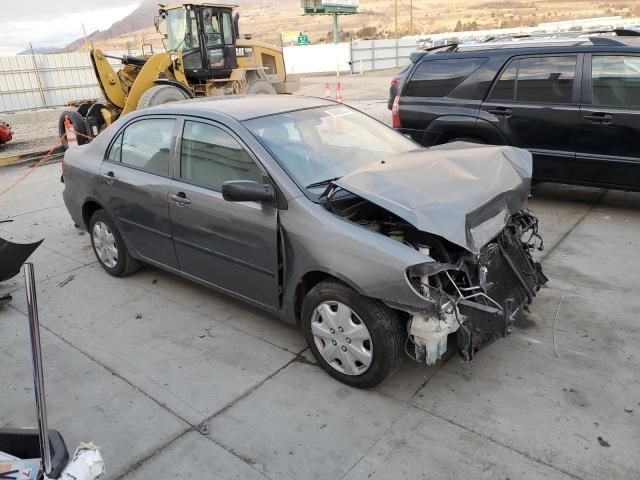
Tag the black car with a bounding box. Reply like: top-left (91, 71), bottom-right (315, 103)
top-left (391, 34), bottom-right (640, 191)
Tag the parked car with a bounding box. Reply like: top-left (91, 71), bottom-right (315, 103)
top-left (0, 121), bottom-right (12, 145)
top-left (391, 34), bottom-right (640, 191)
top-left (62, 96), bottom-right (547, 387)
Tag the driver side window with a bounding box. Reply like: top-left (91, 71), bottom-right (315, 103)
top-left (180, 121), bottom-right (262, 191)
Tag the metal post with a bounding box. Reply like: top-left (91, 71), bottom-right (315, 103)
top-left (24, 262), bottom-right (52, 476)
top-left (29, 43), bottom-right (47, 109)
top-left (394, 0), bottom-right (399, 68)
top-left (410, 0), bottom-right (414, 36)
top-left (332, 13), bottom-right (339, 44)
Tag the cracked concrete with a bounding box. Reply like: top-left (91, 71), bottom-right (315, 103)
top-left (1, 80), bottom-right (639, 479)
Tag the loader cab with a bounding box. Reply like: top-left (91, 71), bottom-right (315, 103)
top-left (160, 3), bottom-right (238, 81)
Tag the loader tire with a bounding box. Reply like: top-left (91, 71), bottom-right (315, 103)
top-left (58, 110), bottom-right (90, 150)
top-left (137, 85), bottom-right (189, 110)
top-left (246, 79), bottom-right (277, 95)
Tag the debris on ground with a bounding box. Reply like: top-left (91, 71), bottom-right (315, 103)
top-left (597, 436), bottom-right (611, 447)
top-left (134, 313), bottom-right (142, 319)
top-left (152, 279), bottom-right (158, 284)
top-left (57, 274), bottom-right (76, 288)
top-left (624, 406), bottom-right (634, 413)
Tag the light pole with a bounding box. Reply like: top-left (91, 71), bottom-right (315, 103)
top-left (410, 0), bottom-right (413, 36)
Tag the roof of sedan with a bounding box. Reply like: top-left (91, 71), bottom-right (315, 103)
top-left (169, 95), bottom-right (336, 121)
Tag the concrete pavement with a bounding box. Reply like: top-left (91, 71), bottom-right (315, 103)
top-left (1, 155), bottom-right (639, 478)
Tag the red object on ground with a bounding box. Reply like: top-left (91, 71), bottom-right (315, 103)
top-left (0, 121), bottom-right (12, 144)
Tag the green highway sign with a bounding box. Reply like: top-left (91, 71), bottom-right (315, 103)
top-left (297, 34), bottom-right (310, 45)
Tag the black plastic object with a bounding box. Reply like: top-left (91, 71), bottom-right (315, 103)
top-left (0, 238), bottom-right (43, 282)
top-left (0, 428), bottom-right (69, 479)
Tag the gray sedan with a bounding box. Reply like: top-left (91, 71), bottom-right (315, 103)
top-left (62, 95), bottom-right (547, 388)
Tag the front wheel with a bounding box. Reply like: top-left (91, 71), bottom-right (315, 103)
top-left (301, 280), bottom-right (404, 388)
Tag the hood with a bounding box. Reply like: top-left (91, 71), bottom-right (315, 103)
top-left (334, 142), bottom-right (532, 254)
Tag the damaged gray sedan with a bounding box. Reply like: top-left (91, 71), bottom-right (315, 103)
top-left (62, 96), bottom-right (547, 388)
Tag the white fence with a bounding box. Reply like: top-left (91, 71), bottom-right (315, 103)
top-left (350, 38), bottom-right (419, 73)
top-left (0, 51), bottom-right (130, 113)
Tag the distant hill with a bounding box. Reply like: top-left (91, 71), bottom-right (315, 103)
top-left (17, 46), bottom-right (58, 55)
top-left (60, 0), bottom-right (640, 52)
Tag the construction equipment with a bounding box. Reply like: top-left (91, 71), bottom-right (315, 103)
top-left (58, 3), bottom-right (298, 147)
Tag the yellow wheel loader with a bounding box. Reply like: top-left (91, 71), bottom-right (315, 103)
top-left (59, 3), bottom-right (298, 147)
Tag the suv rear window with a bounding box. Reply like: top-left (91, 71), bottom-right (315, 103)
top-left (490, 56), bottom-right (577, 104)
top-left (592, 55), bottom-right (640, 107)
top-left (405, 58), bottom-right (486, 97)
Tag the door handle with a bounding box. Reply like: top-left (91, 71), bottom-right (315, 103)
top-left (102, 171), bottom-right (116, 185)
top-left (488, 107), bottom-right (512, 118)
top-left (583, 113), bottom-right (613, 125)
top-left (170, 192), bottom-right (191, 206)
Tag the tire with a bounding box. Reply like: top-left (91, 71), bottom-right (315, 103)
top-left (89, 210), bottom-right (140, 277)
top-left (58, 110), bottom-right (90, 150)
top-left (246, 79), bottom-right (277, 95)
top-left (446, 137), bottom-right (485, 144)
top-left (137, 85), bottom-right (189, 110)
top-left (301, 280), bottom-right (404, 388)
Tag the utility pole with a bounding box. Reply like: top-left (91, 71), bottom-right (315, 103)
top-left (410, 0), bottom-right (414, 36)
top-left (394, 0), bottom-right (398, 39)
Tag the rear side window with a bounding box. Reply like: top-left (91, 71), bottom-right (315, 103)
top-left (591, 55), bottom-right (640, 107)
top-left (490, 56), bottom-right (577, 104)
top-left (120, 119), bottom-right (175, 176)
top-left (405, 58), bottom-right (487, 97)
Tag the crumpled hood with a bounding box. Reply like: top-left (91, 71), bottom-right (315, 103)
top-left (334, 142), bottom-right (532, 253)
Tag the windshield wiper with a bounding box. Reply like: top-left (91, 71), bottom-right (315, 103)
top-left (305, 177), bottom-right (341, 190)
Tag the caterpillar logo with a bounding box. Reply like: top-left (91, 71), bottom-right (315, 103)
top-left (236, 47), bottom-right (253, 57)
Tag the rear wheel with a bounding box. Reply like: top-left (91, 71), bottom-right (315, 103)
top-left (89, 210), bottom-right (140, 277)
top-left (246, 79), bottom-right (277, 95)
top-left (446, 137), bottom-right (485, 144)
top-left (302, 280), bottom-right (404, 388)
top-left (137, 85), bottom-right (189, 109)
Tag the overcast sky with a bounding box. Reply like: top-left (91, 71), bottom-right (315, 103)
top-left (0, 0), bottom-right (140, 55)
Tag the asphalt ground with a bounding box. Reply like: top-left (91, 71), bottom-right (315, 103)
top-left (0, 74), bottom-right (639, 479)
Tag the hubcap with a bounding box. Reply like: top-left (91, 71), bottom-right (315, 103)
top-left (92, 221), bottom-right (118, 268)
top-left (311, 301), bottom-right (373, 376)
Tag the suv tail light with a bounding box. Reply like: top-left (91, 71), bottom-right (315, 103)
top-left (390, 78), bottom-right (400, 87)
top-left (392, 95), bottom-right (401, 128)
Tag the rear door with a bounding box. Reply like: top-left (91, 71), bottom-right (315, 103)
top-left (168, 118), bottom-right (280, 309)
top-left (480, 54), bottom-right (582, 181)
top-left (97, 117), bottom-right (179, 268)
top-left (574, 53), bottom-right (640, 189)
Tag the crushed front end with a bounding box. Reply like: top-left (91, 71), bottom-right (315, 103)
top-left (406, 210), bottom-right (547, 364)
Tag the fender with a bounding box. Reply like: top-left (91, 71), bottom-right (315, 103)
top-left (424, 114), bottom-right (479, 145)
top-left (474, 117), bottom-right (508, 145)
top-left (153, 79), bottom-right (195, 99)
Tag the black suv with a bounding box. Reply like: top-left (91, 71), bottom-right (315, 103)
top-left (391, 34), bottom-right (640, 191)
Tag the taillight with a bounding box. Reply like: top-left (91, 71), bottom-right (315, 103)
top-left (391, 78), bottom-right (400, 87)
top-left (392, 95), bottom-right (401, 128)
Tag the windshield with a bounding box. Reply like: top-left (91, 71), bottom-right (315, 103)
top-left (244, 106), bottom-right (417, 194)
top-left (165, 8), bottom-right (199, 51)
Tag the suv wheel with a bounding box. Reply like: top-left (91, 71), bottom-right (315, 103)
top-left (301, 280), bottom-right (404, 388)
top-left (89, 210), bottom-right (140, 277)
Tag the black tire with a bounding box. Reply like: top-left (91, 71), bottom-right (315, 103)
top-left (246, 79), bottom-right (277, 95)
top-left (89, 210), bottom-right (140, 277)
top-left (58, 110), bottom-right (90, 150)
top-left (446, 137), bottom-right (485, 144)
top-left (137, 85), bottom-right (189, 109)
top-left (301, 280), bottom-right (404, 388)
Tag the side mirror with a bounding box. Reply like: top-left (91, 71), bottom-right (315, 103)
top-left (221, 180), bottom-right (275, 203)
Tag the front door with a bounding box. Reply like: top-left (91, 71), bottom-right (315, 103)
top-left (169, 118), bottom-right (279, 309)
top-left (97, 117), bottom-right (179, 269)
top-left (480, 54), bottom-right (582, 181)
top-left (574, 53), bottom-right (640, 189)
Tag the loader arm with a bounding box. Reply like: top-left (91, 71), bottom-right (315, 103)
top-left (90, 49), bottom-right (127, 110)
top-left (120, 52), bottom-right (189, 116)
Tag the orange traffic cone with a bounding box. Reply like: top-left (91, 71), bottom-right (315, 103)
top-left (325, 82), bottom-right (332, 100)
top-left (336, 82), bottom-right (343, 102)
top-left (64, 115), bottom-right (78, 149)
